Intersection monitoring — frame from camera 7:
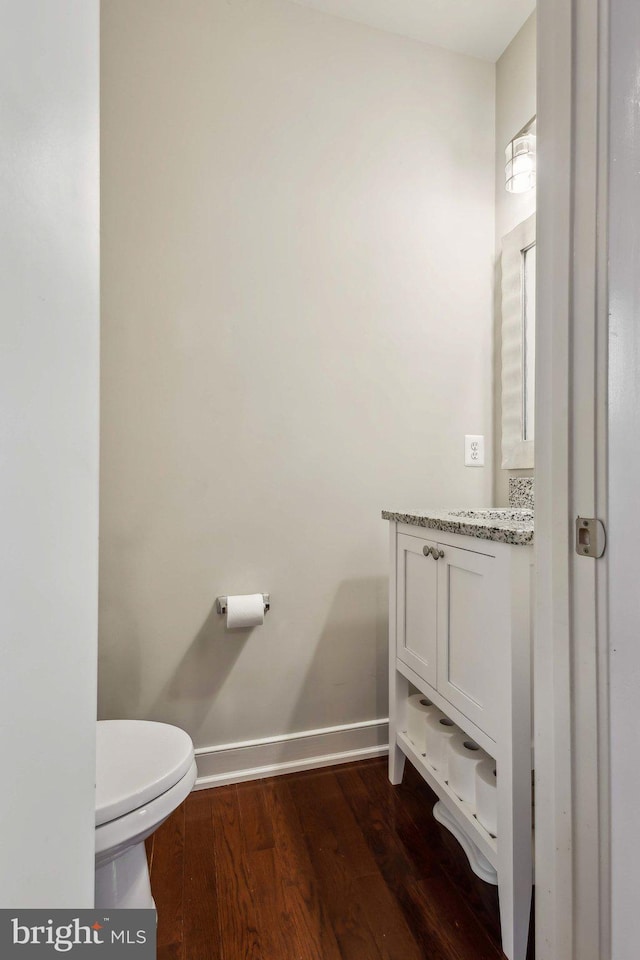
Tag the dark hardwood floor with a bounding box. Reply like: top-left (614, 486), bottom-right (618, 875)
top-left (146, 757), bottom-right (518, 960)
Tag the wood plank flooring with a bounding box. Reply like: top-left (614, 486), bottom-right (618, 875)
top-left (146, 757), bottom-right (524, 960)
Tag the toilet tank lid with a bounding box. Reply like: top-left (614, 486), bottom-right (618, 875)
top-left (95, 720), bottom-right (195, 826)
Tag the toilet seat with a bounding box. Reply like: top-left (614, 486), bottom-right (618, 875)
top-left (96, 720), bottom-right (195, 826)
top-left (94, 719), bottom-right (197, 909)
top-left (95, 759), bottom-right (197, 865)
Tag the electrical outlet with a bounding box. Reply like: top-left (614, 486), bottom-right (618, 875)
top-left (465, 435), bottom-right (485, 467)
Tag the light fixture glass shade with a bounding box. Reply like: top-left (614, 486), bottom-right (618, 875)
top-left (505, 134), bottom-right (536, 193)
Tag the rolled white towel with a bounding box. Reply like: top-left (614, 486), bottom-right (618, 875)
top-left (424, 712), bottom-right (459, 780)
top-left (447, 733), bottom-right (489, 808)
top-left (406, 694), bottom-right (439, 754)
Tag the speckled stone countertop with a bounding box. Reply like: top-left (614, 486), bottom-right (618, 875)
top-left (381, 507), bottom-right (534, 545)
top-left (509, 477), bottom-right (534, 509)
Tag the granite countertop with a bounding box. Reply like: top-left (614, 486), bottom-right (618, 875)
top-left (381, 507), bottom-right (534, 545)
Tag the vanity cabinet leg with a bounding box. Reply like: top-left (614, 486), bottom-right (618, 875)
top-left (496, 548), bottom-right (533, 960)
top-left (389, 669), bottom-right (409, 785)
top-left (388, 516), bottom-right (409, 788)
top-left (497, 744), bottom-right (533, 960)
top-left (389, 742), bottom-right (406, 785)
top-left (498, 856), bottom-right (532, 960)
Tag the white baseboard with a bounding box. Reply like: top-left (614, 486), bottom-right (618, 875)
top-left (193, 718), bottom-right (389, 789)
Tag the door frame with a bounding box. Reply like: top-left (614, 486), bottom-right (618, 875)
top-left (535, 0), bottom-right (611, 957)
top-left (605, 0), bottom-right (640, 955)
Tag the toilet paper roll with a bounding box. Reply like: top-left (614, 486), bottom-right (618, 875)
top-left (475, 758), bottom-right (498, 836)
top-left (447, 734), bottom-right (489, 807)
top-left (226, 594), bottom-right (265, 629)
top-left (424, 713), bottom-right (459, 779)
top-left (406, 694), bottom-right (438, 753)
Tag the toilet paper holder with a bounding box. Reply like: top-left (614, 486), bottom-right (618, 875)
top-left (216, 594), bottom-right (270, 615)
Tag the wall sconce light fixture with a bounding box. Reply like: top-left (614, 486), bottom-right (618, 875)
top-left (505, 118), bottom-right (536, 194)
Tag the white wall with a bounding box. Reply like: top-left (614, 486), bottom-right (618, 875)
top-left (494, 14), bottom-right (536, 505)
top-left (99, 0), bottom-right (495, 770)
top-left (0, 0), bottom-right (99, 906)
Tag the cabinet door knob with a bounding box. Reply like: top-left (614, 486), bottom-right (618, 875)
top-left (422, 545), bottom-right (430, 557)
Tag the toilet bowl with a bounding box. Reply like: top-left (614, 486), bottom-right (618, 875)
top-left (95, 720), bottom-right (197, 909)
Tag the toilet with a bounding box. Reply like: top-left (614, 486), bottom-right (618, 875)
top-left (95, 720), bottom-right (197, 909)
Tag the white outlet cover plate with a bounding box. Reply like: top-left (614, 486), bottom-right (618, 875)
top-left (465, 435), bottom-right (485, 467)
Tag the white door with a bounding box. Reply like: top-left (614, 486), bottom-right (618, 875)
top-left (396, 534), bottom-right (438, 687)
top-left (436, 544), bottom-right (500, 738)
top-left (0, 0), bottom-right (100, 907)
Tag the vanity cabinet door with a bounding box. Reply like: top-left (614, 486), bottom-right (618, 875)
top-left (436, 543), bottom-right (501, 738)
top-left (396, 534), bottom-right (438, 687)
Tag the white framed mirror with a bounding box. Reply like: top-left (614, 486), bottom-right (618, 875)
top-left (501, 213), bottom-right (536, 468)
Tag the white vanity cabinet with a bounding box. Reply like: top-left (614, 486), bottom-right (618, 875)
top-left (388, 519), bottom-right (533, 960)
top-left (395, 533), bottom-right (438, 686)
top-left (397, 532), bottom-right (503, 738)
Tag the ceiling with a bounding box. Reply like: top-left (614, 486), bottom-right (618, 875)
top-left (289, 0), bottom-right (536, 62)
